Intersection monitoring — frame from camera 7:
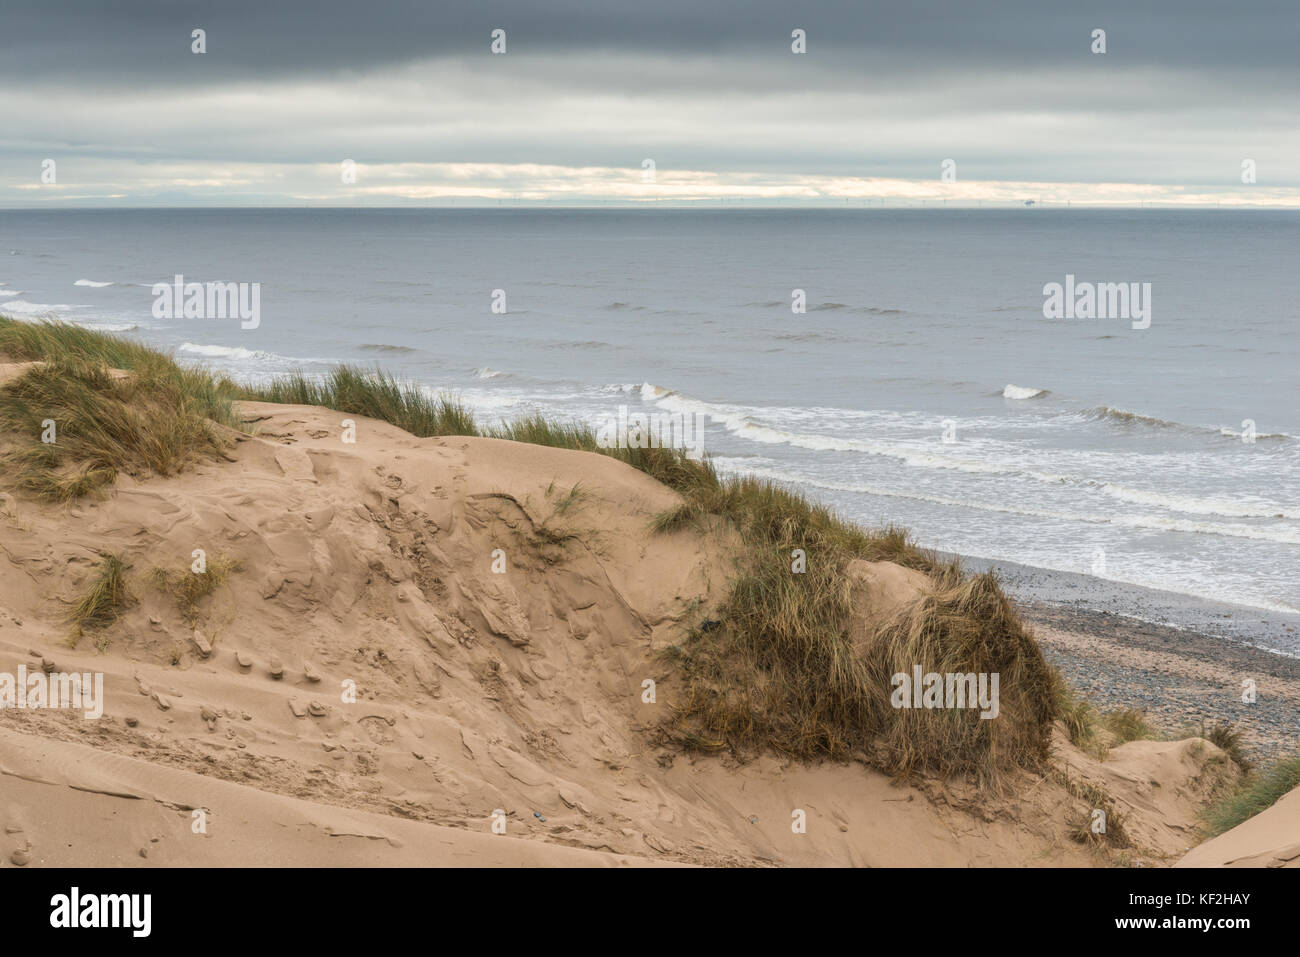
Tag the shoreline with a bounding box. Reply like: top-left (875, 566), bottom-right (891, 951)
top-left (951, 553), bottom-right (1299, 762)
top-left (1023, 602), bottom-right (1300, 763)
top-left (956, 552), bottom-right (1300, 657)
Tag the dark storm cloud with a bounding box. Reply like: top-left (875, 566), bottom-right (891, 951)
top-left (2, 0), bottom-right (1298, 85)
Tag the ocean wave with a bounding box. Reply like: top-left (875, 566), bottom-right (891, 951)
top-left (1083, 406), bottom-right (1178, 428)
top-left (808, 302), bottom-right (904, 315)
top-left (73, 279), bottom-right (115, 288)
top-left (79, 322), bottom-right (139, 332)
top-left (178, 342), bottom-right (268, 360)
top-left (1096, 482), bottom-right (1300, 519)
top-left (0, 300), bottom-right (86, 316)
top-left (640, 382), bottom-right (1070, 482)
top-left (0, 289), bottom-right (21, 297)
top-left (1218, 426), bottom-right (1296, 442)
top-left (772, 332), bottom-right (848, 343)
top-left (725, 464), bottom-right (1300, 546)
top-left (357, 343), bottom-right (418, 354)
top-left (473, 367), bottom-right (506, 379)
top-left (1080, 405), bottom-right (1295, 441)
top-left (1002, 383), bottom-right (1048, 400)
top-left (638, 383), bottom-right (1300, 518)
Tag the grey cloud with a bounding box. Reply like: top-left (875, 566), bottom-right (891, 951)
top-left (2, 0), bottom-right (1298, 85)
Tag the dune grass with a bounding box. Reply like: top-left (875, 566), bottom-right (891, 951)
top-left (0, 318), bottom-right (240, 500)
top-left (151, 555), bottom-right (242, 626)
top-left (1102, 708), bottom-right (1161, 745)
top-left (1202, 753), bottom-right (1300, 837)
top-left (240, 366), bottom-right (480, 438)
top-left (69, 551), bottom-right (129, 643)
top-left (1203, 721), bottom-right (1252, 773)
top-left (2, 316), bottom-right (1059, 781)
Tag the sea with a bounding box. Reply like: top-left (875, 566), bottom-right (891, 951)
top-left (2, 207), bottom-right (1297, 650)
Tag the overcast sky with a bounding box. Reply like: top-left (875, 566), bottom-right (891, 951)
top-left (3, 0), bottom-right (1298, 206)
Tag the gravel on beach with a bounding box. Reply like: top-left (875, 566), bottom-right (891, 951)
top-left (1022, 602), bottom-right (1300, 764)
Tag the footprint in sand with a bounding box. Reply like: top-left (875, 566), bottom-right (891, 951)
top-left (268, 656), bottom-right (284, 680)
top-left (307, 700), bottom-right (327, 717)
top-left (200, 706), bottom-right (218, 731)
top-left (235, 651), bottom-right (253, 670)
top-left (288, 698), bottom-right (307, 718)
top-left (303, 662), bottom-right (321, 683)
top-left (151, 692), bottom-right (171, 711)
top-left (192, 630), bottom-right (212, 658)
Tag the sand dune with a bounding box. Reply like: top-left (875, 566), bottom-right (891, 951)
top-left (1176, 786), bottom-right (1300, 868)
top-left (0, 398), bottom-right (1262, 866)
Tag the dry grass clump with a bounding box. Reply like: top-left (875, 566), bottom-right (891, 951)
top-left (0, 319), bottom-right (242, 500)
top-left (68, 552), bottom-right (130, 646)
top-left (151, 555), bottom-right (241, 625)
top-left (241, 366), bottom-right (479, 438)
top-left (862, 573), bottom-right (1057, 779)
top-left (657, 471), bottom-right (1056, 782)
top-left (0, 358), bottom-right (233, 500)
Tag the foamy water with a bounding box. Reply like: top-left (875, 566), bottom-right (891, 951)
top-left (2, 207), bottom-right (1297, 621)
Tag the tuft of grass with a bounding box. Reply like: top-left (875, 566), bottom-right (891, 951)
top-left (239, 366), bottom-right (480, 438)
top-left (859, 573), bottom-right (1057, 780)
top-left (1056, 770), bottom-right (1132, 849)
top-left (1057, 682), bottom-right (1099, 751)
top-left (151, 555), bottom-right (241, 625)
top-left (656, 470), bottom-right (1055, 781)
top-left (1102, 708), bottom-right (1160, 745)
top-left (0, 320), bottom-right (243, 501)
top-left (0, 317), bottom-right (169, 370)
top-left (1202, 753), bottom-right (1300, 837)
top-left (1203, 721), bottom-right (1252, 773)
top-left (0, 359), bottom-right (233, 501)
top-left (69, 552), bottom-right (129, 641)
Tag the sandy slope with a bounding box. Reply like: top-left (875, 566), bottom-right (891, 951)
top-left (1176, 785), bottom-right (1300, 868)
top-left (0, 399), bottom-right (1247, 867)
